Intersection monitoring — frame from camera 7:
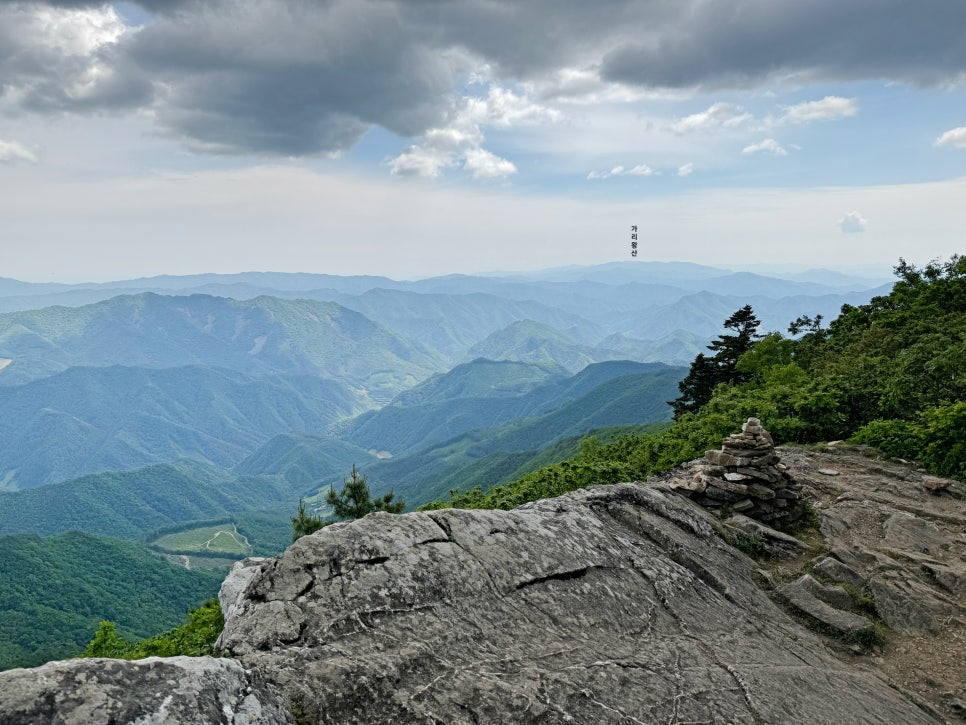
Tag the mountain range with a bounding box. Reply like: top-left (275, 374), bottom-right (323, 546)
top-left (0, 260), bottom-right (897, 671)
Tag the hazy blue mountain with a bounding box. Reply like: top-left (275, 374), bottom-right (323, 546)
top-left (338, 360), bottom-right (669, 459)
top-left (233, 433), bottom-right (373, 486)
top-left (595, 331), bottom-right (705, 366)
top-left (504, 260), bottom-right (728, 284)
top-left (0, 460), bottom-right (300, 539)
top-left (390, 359), bottom-right (568, 407)
top-left (0, 365), bottom-right (368, 489)
top-left (615, 285), bottom-right (895, 340)
top-left (243, 360), bottom-right (680, 501)
top-left (0, 293), bottom-right (443, 400)
top-left (329, 288), bottom-right (598, 362)
top-left (464, 320), bottom-right (603, 373)
top-left (684, 271), bottom-right (843, 297)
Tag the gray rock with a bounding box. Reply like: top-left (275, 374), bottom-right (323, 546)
top-left (218, 484), bottom-right (933, 724)
top-left (218, 557), bottom-right (270, 623)
top-left (778, 576), bottom-right (874, 637)
top-left (796, 573), bottom-right (856, 611)
top-left (812, 557), bottom-right (868, 591)
top-left (724, 513), bottom-right (809, 558)
top-left (0, 656), bottom-right (292, 725)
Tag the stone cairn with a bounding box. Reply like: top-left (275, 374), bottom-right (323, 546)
top-left (671, 417), bottom-right (805, 529)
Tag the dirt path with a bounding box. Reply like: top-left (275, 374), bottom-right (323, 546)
top-left (202, 524), bottom-right (251, 553)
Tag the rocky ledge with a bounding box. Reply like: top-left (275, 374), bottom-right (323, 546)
top-left (2, 437), bottom-right (963, 724)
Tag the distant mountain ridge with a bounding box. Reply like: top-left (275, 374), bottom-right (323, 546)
top-left (0, 293), bottom-right (443, 401)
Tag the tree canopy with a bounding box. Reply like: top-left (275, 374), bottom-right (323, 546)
top-left (671, 304), bottom-right (762, 418)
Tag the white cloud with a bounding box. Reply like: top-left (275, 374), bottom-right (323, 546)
top-left (935, 126), bottom-right (966, 149)
top-left (587, 163), bottom-right (658, 179)
top-left (670, 103), bottom-right (752, 133)
top-left (389, 85), bottom-right (554, 179)
top-left (742, 138), bottom-right (787, 156)
top-left (677, 162), bottom-right (694, 177)
top-left (0, 140), bottom-right (38, 165)
top-left (463, 148), bottom-right (517, 179)
top-left (838, 211), bottom-right (868, 233)
top-left (781, 96), bottom-right (859, 124)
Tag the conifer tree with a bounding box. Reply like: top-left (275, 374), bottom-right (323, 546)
top-left (671, 305), bottom-right (762, 418)
top-left (327, 464), bottom-right (404, 520)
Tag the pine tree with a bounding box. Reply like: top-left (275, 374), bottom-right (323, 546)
top-left (291, 498), bottom-right (326, 542)
top-left (326, 465), bottom-right (404, 521)
top-left (671, 305), bottom-right (762, 418)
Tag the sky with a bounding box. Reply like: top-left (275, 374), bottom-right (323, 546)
top-left (0, 0), bottom-right (963, 282)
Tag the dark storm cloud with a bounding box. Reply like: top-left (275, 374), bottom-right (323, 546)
top-left (600, 0), bottom-right (966, 89)
top-left (124, 0), bottom-right (457, 154)
top-left (1, 0), bottom-right (964, 156)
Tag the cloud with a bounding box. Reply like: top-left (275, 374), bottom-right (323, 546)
top-left (781, 96), bottom-right (858, 124)
top-left (838, 211), bottom-right (868, 233)
top-left (0, 3), bottom-right (148, 112)
top-left (463, 148), bottom-right (517, 179)
top-left (388, 85), bottom-right (549, 179)
top-left (0, 139), bottom-right (38, 164)
top-left (935, 126), bottom-right (966, 148)
top-left (670, 103), bottom-right (751, 133)
top-left (742, 139), bottom-right (788, 156)
top-left (677, 162), bottom-right (694, 177)
top-left (600, 1), bottom-right (966, 89)
top-left (587, 163), bottom-right (658, 180)
top-left (1, 0), bottom-right (964, 159)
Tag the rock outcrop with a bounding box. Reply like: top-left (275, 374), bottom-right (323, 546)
top-left (0, 655), bottom-right (292, 724)
top-left (671, 418), bottom-right (805, 528)
top-left (214, 483), bottom-right (932, 724)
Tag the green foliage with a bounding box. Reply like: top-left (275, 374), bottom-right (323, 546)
top-left (730, 533), bottom-right (767, 559)
top-left (672, 305), bottom-right (762, 418)
top-left (846, 624), bottom-right (887, 650)
top-left (291, 498), bottom-right (327, 542)
top-left (82, 621), bottom-right (130, 658)
top-left (0, 531), bottom-right (222, 671)
top-left (327, 465), bottom-right (404, 519)
top-left (80, 599), bottom-right (224, 660)
top-left (292, 466), bottom-right (405, 541)
top-left (853, 401), bottom-right (966, 479)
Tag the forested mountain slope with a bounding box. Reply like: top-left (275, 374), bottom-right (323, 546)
top-left (0, 365), bottom-right (368, 489)
top-left (0, 532), bottom-right (222, 670)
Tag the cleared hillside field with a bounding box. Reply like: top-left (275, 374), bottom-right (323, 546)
top-left (151, 523), bottom-right (252, 557)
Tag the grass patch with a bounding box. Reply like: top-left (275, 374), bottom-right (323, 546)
top-left (846, 623), bottom-right (887, 649)
top-left (152, 523), bottom-right (252, 556)
top-left (730, 533), bottom-right (768, 560)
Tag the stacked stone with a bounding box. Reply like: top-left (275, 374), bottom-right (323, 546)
top-left (673, 417), bottom-right (805, 528)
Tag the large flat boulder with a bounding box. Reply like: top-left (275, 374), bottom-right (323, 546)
top-left (220, 483), bottom-right (935, 724)
top-left (0, 655), bottom-right (291, 724)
